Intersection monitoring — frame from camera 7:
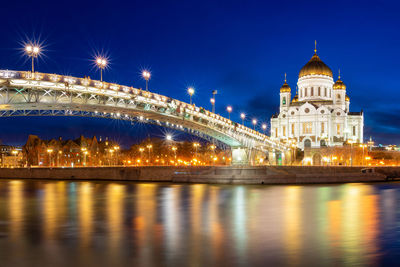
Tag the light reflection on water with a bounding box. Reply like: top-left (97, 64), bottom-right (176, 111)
top-left (0, 180), bottom-right (399, 266)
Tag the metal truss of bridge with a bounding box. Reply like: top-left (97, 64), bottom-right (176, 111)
top-left (0, 70), bottom-right (291, 165)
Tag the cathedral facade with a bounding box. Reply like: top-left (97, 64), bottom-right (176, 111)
top-left (270, 47), bottom-right (363, 150)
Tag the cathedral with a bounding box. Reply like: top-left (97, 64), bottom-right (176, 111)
top-left (270, 45), bottom-right (363, 150)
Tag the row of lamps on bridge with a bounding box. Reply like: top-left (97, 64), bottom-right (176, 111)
top-left (23, 41), bottom-right (270, 133)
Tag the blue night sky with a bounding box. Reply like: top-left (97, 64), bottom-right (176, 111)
top-left (1, 0), bottom-right (399, 147)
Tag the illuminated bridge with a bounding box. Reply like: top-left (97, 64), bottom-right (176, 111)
top-left (0, 70), bottom-right (291, 165)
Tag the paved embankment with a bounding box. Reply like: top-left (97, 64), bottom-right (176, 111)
top-left (0, 166), bottom-right (399, 184)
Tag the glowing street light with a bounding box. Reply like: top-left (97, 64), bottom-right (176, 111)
top-left (211, 90), bottom-right (217, 113)
top-left (188, 87), bottom-right (195, 104)
top-left (25, 43), bottom-right (41, 73)
top-left (142, 70), bottom-right (151, 91)
top-left (240, 113), bottom-right (246, 125)
top-left (262, 123), bottom-right (267, 134)
top-left (171, 146), bottom-right (177, 160)
top-left (252, 119), bottom-right (257, 130)
top-left (146, 144), bottom-right (153, 164)
top-left (166, 134), bottom-right (173, 141)
top-left (95, 57), bottom-right (108, 81)
top-left (227, 106), bottom-right (232, 120)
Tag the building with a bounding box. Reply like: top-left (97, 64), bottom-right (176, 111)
top-left (270, 45), bottom-right (363, 150)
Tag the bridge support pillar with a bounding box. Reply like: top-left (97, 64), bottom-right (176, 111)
top-left (231, 147), bottom-right (250, 166)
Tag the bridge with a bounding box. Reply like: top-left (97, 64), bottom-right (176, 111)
top-left (0, 70), bottom-right (291, 165)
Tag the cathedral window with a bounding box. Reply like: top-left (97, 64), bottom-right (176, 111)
top-left (283, 126), bottom-right (286, 136)
top-left (337, 94), bottom-right (341, 99)
top-left (282, 97), bottom-right (286, 105)
top-left (321, 122), bottom-right (325, 134)
top-left (275, 128), bottom-right (278, 137)
top-left (318, 87), bottom-right (321, 96)
top-left (336, 124), bottom-right (341, 135)
top-left (305, 88), bottom-right (308, 97)
top-left (311, 87), bottom-right (314, 96)
top-left (353, 126), bottom-right (356, 136)
top-left (302, 122), bottom-right (312, 134)
top-left (324, 88), bottom-right (327, 97)
top-left (291, 123), bottom-right (295, 135)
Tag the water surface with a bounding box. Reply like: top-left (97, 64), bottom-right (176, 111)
top-left (0, 179), bottom-right (399, 266)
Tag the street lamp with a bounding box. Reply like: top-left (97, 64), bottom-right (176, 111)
top-left (240, 113), bottom-right (246, 125)
top-left (347, 139), bottom-right (356, 166)
top-left (139, 147), bottom-right (145, 165)
top-left (146, 144), bottom-right (153, 164)
top-left (262, 123), bottom-right (267, 134)
top-left (193, 142), bottom-right (200, 158)
top-left (47, 148), bottom-right (53, 167)
top-left (252, 119), bottom-right (257, 130)
top-left (11, 150), bottom-right (18, 167)
top-left (142, 70), bottom-right (151, 91)
top-left (227, 106), bottom-right (232, 120)
top-left (171, 146), bottom-right (177, 160)
top-left (95, 57), bottom-right (108, 81)
top-left (211, 90), bottom-right (217, 113)
top-left (360, 144), bottom-right (367, 165)
top-left (210, 98), bottom-right (215, 113)
top-left (188, 87), bottom-right (195, 105)
top-left (25, 43), bottom-right (41, 73)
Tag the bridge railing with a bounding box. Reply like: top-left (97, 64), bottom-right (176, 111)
top-left (0, 69), bottom-right (289, 151)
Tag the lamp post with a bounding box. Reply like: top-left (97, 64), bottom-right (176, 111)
top-left (347, 139), bottom-right (356, 166)
top-left (95, 57), bottom-right (108, 82)
top-left (47, 148), bottom-right (53, 167)
top-left (360, 144), bottom-right (367, 165)
top-left (142, 70), bottom-right (151, 91)
top-left (252, 119), bottom-right (257, 130)
top-left (193, 142), bottom-right (200, 158)
top-left (11, 150), bottom-right (18, 167)
top-left (139, 147), bottom-right (144, 165)
top-left (25, 43), bottom-right (40, 73)
top-left (226, 106), bottom-right (232, 120)
top-left (262, 123), bottom-right (267, 134)
top-left (171, 146), bottom-right (177, 161)
top-left (146, 144), bottom-right (153, 164)
top-left (240, 113), bottom-right (245, 125)
top-left (188, 87), bottom-right (195, 105)
top-left (212, 90), bottom-right (217, 113)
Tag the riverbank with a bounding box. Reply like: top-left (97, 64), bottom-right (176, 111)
top-left (0, 166), bottom-right (399, 184)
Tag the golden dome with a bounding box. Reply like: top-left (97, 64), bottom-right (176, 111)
top-left (333, 73), bottom-right (346, 90)
top-left (345, 95), bottom-right (350, 101)
top-left (299, 52), bottom-right (333, 78)
top-left (280, 73), bottom-right (291, 93)
top-left (292, 94), bottom-right (298, 102)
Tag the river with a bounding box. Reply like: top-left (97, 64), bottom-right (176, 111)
top-left (0, 179), bottom-right (398, 266)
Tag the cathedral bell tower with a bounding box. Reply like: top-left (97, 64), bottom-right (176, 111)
top-left (280, 73), bottom-right (291, 112)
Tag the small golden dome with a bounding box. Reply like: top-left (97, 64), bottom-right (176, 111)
top-left (280, 73), bottom-right (291, 93)
top-left (333, 72), bottom-right (346, 90)
top-left (292, 94), bottom-right (298, 102)
top-left (299, 52), bottom-right (333, 78)
top-left (345, 95), bottom-right (350, 101)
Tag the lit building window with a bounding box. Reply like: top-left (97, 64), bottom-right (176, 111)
top-left (275, 128), bottom-right (278, 137)
top-left (302, 122), bottom-right (312, 134)
top-left (353, 125), bottom-right (356, 136)
top-left (291, 123), bottom-right (295, 135)
top-left (321, 122), bottom-right (325, 134)
top-left (282, 97), bottom-right (286, 105)
top-left (283, 126), bottom-right (286, 136)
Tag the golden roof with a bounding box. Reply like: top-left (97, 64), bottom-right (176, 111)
top-left (333, 72), bottom-right (346, 90)
top-left (345, 95), bottom-right (350, 101)
top-left (292, 94), bottom-right (298, 102)
top-left (280, 73), bottom-right (291, 93)
top-left (299, 50), bottom-right (333, 78)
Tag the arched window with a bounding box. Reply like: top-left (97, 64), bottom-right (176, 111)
top-left (282, 97), bottom-right (286, 105)
top-left (318, 87), bottom-right (321, 96)
top-left (324, 88), bottom-right (327, 97)
top-left (304, 139), bottom-right (311, 148)
top-left (337, 94), bottom-right (341, 99)
top-left (305, 88), bottom-right (308, 97)
top-left (311, 87), bottom-right (314, 96)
